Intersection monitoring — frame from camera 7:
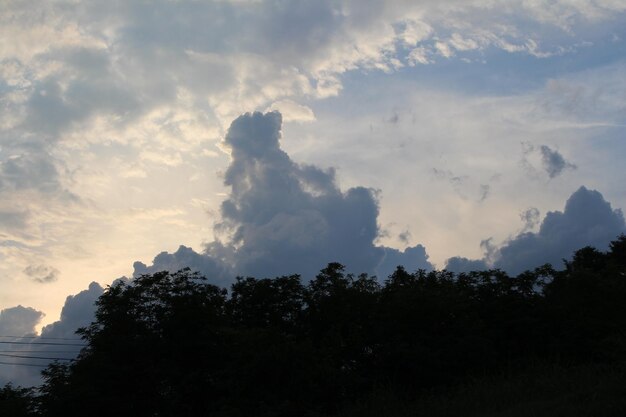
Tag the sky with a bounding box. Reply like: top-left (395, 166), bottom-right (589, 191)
top-left (1, 0), bottom-right (626, 384)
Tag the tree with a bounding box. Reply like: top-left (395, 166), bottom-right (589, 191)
top-left (0, 384), bottom-right (37, 417)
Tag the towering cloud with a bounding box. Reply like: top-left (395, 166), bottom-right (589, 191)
top-left (135, 111), bottom-right (433, 281)
top-left (219, 111), bottom-right (384, 278)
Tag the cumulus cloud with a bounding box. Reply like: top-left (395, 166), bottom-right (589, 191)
top-left (446, 187), bottom-right (626, 275)
top-left (0, 305), bottom-right (43, 337)
top-left (40, 281), bottom-right (103, 339)
top-left (218, 111), bottom-right (384, 278)
top-left (137, 111), bottom-right (433, 280)
top-left (0, 306), bottom-right (46, 386)
top-left (495, 186), bottom-right (625, 274)
top-left (376, 245), bottom-right (433, 277)
top-left (0, 282), bottom-right (104, 387)
top-left (444, 257), bottom-right (488, 274)
top-left (133, 245), bottom-right (231, 286)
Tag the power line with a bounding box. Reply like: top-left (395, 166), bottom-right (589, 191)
top-left (0, 353), bottom-right (74, 361)
top-left (0, 361), bottom-right (49, 368)
top-left (0, 350), bottom-right (81, 354)
top-left (0, 335), bottom-right (84, 341)
top-left (0, 341), bottom-right (85, 347)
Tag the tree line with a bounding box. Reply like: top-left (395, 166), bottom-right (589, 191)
top-left (2, 235), bottom-right (626, 416)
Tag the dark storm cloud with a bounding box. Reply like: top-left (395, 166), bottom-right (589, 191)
top-left (540, 145), bottom-right (576, 178)
top-left (23, 264), bottom-right (60, 283)
top-left (494, 186), bottom-right (625, 274)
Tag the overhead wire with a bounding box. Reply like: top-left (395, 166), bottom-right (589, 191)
top-left (0, 350), bottom-right (81, 354)
top-left (0, 361), bottom-right (49, 368)
top-left (0, 340), bottom-right (86, 347)
top-left (0, 335), bottom-right (84, 341)
top-left (0, 353), bottom-right (74, 361)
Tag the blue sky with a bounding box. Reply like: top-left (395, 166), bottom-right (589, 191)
top-left (1, 0), bottom-right (625, 383)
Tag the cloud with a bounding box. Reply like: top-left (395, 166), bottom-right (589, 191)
top-left (520, 207), bottom-right (541, 232)
top-left (445, 187), bottom-right (625, 275)
top-left (133, 245), bottom-right (231, 286)
top-left (521, 143), bottom-right (577, 180)
top-left (0, 306), bottom-right (46, 386)
top-left (540, 145), bottom-right (576, 178)
top-left (23, 264), bottom-right (60, 283)
top-left (137, 111), bottom-right (433, 280)
top-left (218, 111), bottom-right (385, 278)
top-left (444, 256), bottom-right (488, 274)
top-left (376, 245), bottom-right (433, 277)
top-left (267, 100), bottom-right (316, 123)
top-left (0, 282), bottom-right (104, 387)
top-left (0, 305), bottom-right (43, 337)
top-left (398, 230), bottom-right (411, 245)
top-left (494, 186), bottom-right (625, 274)
top-left (40, 281), bottom-right (104, 340)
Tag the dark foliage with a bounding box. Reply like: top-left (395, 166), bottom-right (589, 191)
top-left (0, 384), bottom-right (37, 417)
top-left (3, 235), bottom-right (626, 416)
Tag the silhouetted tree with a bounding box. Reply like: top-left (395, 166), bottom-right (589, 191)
top-left (0, 384), bottom-right (37, 417)
top-left (32, 235), bottom-right (626, 416)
